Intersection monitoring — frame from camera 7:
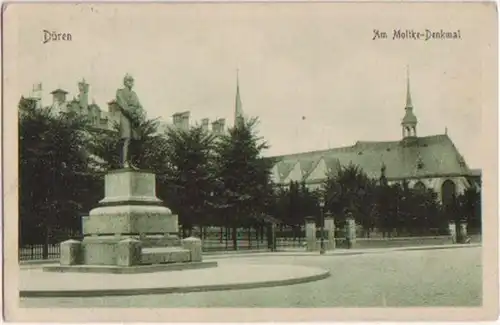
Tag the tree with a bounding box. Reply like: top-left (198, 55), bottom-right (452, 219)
top-left (19, 101), bottom-right (97, 257)
top-left (458, 187), bottom-right (481, 231)
top-left (160, 125), bottom-right (217, 236)
top-left (322, 163), bottom-right (376, 233)
top-left (214, 117), bottom-right (276, 249)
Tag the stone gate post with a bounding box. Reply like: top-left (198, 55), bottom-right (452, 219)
top-left (305, 217), bottom-right (317, 252)
top-left (324, 214), bottom-right (335, 250)
top-left (448, 221), bottom-right (457, 244)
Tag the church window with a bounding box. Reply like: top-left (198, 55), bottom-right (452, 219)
top-left (441, 179), bottom-right (456, 206)
top-left (414, 181), bottom-right (426, 192)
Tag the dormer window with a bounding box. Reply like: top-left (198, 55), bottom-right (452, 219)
top-left (417, 156), bottom-right (424, 169)
top-left (458, 155), bottom-right (466, 167)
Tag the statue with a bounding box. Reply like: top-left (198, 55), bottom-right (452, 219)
top-left (115, 74), bottom-right (144, 169)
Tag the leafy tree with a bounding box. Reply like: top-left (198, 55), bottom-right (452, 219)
top-left (322, 163), bottom-right (376, 232)
top-left (213, 117), bottom-right (275, 249)
top-left (458, 187), bottom-right (481, 231)
top-left (19, 100), bottom-right (98, 257)
top-left (271, 181), bottom-right (319, 234)
top-left (160, 125), bottom-right (217, 236)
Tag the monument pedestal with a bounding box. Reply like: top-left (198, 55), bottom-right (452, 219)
top-left (49, 169), bottom-right (214, 273)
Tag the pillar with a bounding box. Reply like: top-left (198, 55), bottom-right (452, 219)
top-left (346, 216), bottom-right (356, 249)
top-left (270, 223), bottom-right (277, 251)
top-left (305, 217), bottom-right (317, 252)
top-left (458, 221), bottom-right (468, 244)
top-left (324, 215), bottom-right (336, 250)
top-left (448, 221), bottom-right (457, 244)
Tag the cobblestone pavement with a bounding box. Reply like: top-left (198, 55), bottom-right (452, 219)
top-left (20, 247), bottom-right (481, 308)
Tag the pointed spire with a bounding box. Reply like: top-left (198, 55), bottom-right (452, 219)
top-left (401, 65), bottom-right (418, 138)
top-left (234, 69), bottom-right (244, 127)
top-left (406, 65), bottom-right (412, 108)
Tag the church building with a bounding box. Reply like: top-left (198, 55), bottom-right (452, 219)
top-left (267, 71), bottom-right (480, 204)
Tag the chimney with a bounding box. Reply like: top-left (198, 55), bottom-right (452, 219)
top-left (201, 118), bottom-right (209, 132)
top-left (50, 89), bottom-right (68, 106)
top-left (107, 100), bottom-right (120, 128)
top-left (212, 118), bottom-right (226, 135)
top-left (78, 79), bottom-right (89, 110)
top-left (172, 111), bottom-right (190, 131)
top-left (181, 111), bottom-right (190, 131)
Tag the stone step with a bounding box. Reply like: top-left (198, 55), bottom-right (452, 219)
top-left (141, 247), bottom-right (191, 264)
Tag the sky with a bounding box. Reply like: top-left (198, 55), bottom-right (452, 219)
top-left (5, 2), bottom-right (497, 169)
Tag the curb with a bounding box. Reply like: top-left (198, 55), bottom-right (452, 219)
top-left (20, 269), bottom-right (330, 298)
top-left (398, 244), bottom-right (481, 252)
top-left (205, 243), bottom-right (481, 260)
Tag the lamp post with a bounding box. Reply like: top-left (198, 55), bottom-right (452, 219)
top-left (319, 196), bottom-right (325, 255)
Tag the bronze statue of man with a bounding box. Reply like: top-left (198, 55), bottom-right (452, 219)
top-left (115, 74), bottom-right (144, 169)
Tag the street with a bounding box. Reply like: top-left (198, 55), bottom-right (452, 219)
top-left (20, 246), bottom-right (482, 308)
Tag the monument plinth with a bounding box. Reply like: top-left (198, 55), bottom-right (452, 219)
top-left (46, 169), bottom-right (215, 273)
top-left (80, 169), bottom-right (181, 266)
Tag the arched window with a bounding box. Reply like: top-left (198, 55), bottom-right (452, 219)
top-left (441, 179), bottom-right (457, 206)
top-left (414, 181), bottom-right (426, 192)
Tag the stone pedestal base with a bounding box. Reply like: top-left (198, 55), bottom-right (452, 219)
top-left (55, 169), bottom-right (206, 270)
top-left (182, 237), bottom-right (203, 262)
top-left (117, 238), bottom-right (142, 266)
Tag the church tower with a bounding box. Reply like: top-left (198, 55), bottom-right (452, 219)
top-left (401, 66), bottom-right (418, 139)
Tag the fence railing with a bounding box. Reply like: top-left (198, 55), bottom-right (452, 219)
top-left (19, 244), bottom-right (61, 261)
top-left (18, 226), bottom-right (481, 261)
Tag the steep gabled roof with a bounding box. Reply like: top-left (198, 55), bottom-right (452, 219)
top-left (298, 159), bottom-right (315, 179)
top-left (276, 160), bottom-right (296, 181)
top-left (282, 161), bottom-right (302, 183)
top-left (269, 134), bottom-right (470, 183)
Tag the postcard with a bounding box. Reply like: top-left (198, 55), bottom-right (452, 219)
top-left (2, 1), bottom-right (498, 322)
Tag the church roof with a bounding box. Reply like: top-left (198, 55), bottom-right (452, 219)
top-left (268, 134), bottom-right (471, 183)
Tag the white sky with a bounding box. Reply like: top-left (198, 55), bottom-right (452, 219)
top-left (7, 3), bottom-right (496, 169)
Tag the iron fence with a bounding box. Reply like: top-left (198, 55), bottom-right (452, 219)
top-left (18, 226), bottom-right (481, 261)
top-left (19, 244), bottom-right (61, 261)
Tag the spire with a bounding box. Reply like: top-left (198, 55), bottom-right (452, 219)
top-left (401, 65), bottom-right (418, 139)
top-left (234, 69), bottom-right (244, 127)
top-left (405, 65), bottom-right (412, 108)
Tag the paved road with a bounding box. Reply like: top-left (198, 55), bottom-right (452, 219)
top-left (20, 247), bottom-right (481, 308)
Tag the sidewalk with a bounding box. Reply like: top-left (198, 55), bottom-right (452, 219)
top-left (203, 243), bottom-right (481, 260)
